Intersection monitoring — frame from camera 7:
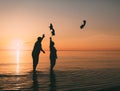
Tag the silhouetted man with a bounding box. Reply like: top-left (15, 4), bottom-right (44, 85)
top-left (32, 34), bottom-right (45, 71)
top-left (49, 37), bottom-right (57, 70)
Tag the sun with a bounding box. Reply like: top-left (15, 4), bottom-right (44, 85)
top-left (15, 40), bottom-right (23, 50)
top-left (10, 39), bottom-right (23, 50)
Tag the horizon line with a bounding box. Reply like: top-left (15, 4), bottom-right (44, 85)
top-left (0, 49), bottom-right (120, 51)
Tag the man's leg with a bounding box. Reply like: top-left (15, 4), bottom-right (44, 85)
top-left (33, 56), bottom-right (38, 71)
top-left (33, 63), bottom-right (36, 71)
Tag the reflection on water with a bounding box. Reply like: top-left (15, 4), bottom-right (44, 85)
top-left (16, 64), bottom-right (19, 74)
top-left (0, 50), bottom-right (120, 74)
top-left (32, 71), bottom-right (39, 91)
top-left (0, 51), bottom-right (120, 90)
top-left (16, 49), bottom-right (20, 74)
top-left (49, 70), bottom-right (56, 91)
top-left (16, 49), bottom-right (20, 64)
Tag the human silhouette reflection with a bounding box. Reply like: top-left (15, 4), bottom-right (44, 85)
top-left (49, 70), bottom-right (56, 91)
top-left (49, 37), bottom-right (57, 71)
top-left (32, 71), bottom-right (39, 91)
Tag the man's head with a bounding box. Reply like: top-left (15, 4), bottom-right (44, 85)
top-left (37, 37), bottom-right (42, 42)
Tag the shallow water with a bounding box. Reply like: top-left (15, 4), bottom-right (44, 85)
top-left (0, 50), bottom-right (120, 91)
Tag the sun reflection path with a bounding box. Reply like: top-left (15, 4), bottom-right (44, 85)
top-left (16, 49), bottom-right (20, 74)
top-left (16, 42), bottom-right (20, 74)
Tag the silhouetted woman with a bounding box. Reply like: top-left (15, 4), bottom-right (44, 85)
top-left (32, 34), bottom-right (45, 71)
top-left (50, 37), bottom-right (57, 70)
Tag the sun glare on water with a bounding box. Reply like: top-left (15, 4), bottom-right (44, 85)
top-left (16, 43), bottom-right (20, 63)
top-left (14, 40), bottom-right (23, 74)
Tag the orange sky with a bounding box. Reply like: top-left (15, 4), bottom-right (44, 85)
top-left (0, 0), bottom-right (120, 51)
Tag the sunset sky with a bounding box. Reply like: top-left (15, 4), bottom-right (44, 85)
top-left (0, 0), bottom-right (120, 51)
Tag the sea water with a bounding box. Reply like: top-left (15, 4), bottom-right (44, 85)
top-left (0, 50), bottom-right (120, 91)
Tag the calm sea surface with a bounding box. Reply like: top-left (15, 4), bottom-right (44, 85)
top-left (0, 50), bottom-right (120, 91)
